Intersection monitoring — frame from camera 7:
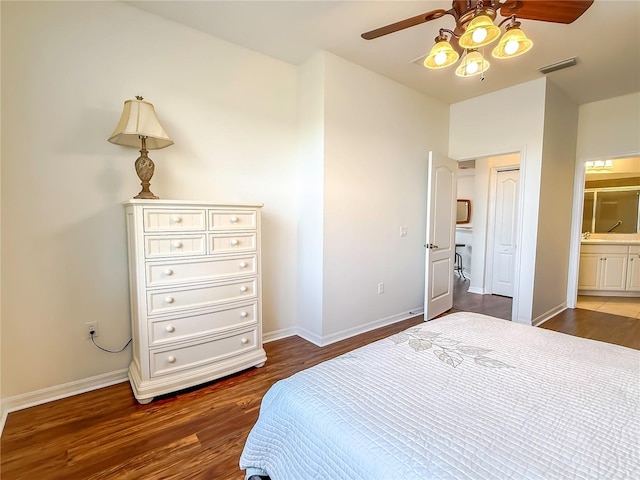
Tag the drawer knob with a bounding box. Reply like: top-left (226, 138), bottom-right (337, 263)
top-left (173, 241), bottom-right (183, 249)
top-left (241, 337), bottom-right (249, 345)
top-left (164, 296), bottom-right (175, 304)
top-left (239, 262), bottom-right (248, 268)
top-left (230, 239), bottom-right (239, 246)
top-left (171, 215), bottom-right (182, 224)
top-left (230, 216), bottom-right (239, 223)
top-left (240, 286), bottom-right (248, 293)
top-left (163, 268), bottom-right (174, 276)
top-left (167, 355), bottom-right (177, 363)
top-left (166, 325), bottom-right (175, 333)
top-left (240, 311), bottom-right (249, 318)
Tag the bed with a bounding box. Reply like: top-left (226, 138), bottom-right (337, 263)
top-left (240, 312), bottom-right (639, 479)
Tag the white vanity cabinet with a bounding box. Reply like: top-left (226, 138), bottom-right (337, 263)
top-left (125, 199), bottom-right (266, 403)
top-left (578, 243), bottom-right (640, 294)
top-left (627, 246), bottom-right (640, 292)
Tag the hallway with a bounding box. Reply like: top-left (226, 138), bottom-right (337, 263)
top-left (450, 276), bottom-right (512, 320)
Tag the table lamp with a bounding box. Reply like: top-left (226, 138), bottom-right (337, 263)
top-left (108, 96), bottom-right (173, 199)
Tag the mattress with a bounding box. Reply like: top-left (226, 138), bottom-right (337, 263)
top-left (240, 312), bottom-right (640, 479)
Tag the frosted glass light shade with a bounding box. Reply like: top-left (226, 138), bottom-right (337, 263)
top-left (459, 15), bottom-right (501, 49)
top-left (108, 98), bottom-right (173, 149)
top-left (424, 40), bottom-right (460, 69)
top-left (492, 27), bottom-right (533, 59)
top-left (455, 50), bottom-right (490, 77)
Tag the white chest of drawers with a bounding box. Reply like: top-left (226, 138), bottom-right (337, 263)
top-left (124, 199), bottom-right (266, 403)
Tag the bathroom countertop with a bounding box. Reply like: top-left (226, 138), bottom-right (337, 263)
top-left (581, 235), bottom-right (640, 246)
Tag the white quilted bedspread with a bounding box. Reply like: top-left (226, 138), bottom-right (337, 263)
top-left (240, 312), bottom-right (640, 479)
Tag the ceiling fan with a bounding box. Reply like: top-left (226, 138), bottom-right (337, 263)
top-left (361, 0), bottom-right (594, 78)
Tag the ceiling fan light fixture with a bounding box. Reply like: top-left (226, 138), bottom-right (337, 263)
top-left (492, 24), bottom-right (533, 59)
top-left (455, 50), bottom-right (490, 77)
top-left (459, 14), bottom-right (501, 49)
top-left (424, 39), bottom-right (459, 69)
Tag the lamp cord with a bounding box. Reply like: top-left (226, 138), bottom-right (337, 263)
top-left (90, 332), bottom-right (132, 354)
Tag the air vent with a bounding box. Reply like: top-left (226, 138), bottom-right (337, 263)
top-left (458, 160), bottom-right (476, 169)
top-left (539, 57), bottom-right (578, 75)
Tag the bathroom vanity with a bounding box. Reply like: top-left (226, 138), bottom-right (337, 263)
top-left (578, 236), bottom-right (640, 295)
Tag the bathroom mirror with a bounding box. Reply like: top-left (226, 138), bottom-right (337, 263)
top-left (582, 157), bottom-right (640, 234)
top-left (582, 187), bottom-right (640, 233)
top-left (456, 199), bottom-right (471, 224)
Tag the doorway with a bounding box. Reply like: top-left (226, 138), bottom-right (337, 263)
top-left (456, 152), bottom-right (522, 321)
top-left (573, 155), bottom-right (640, 318)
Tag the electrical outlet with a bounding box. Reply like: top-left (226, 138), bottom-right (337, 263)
top-left (400, 226), bottom-right (407, 237)
top-left (85, 321), bottom-right (99, 339)
top-left (378, 282), bottom-right (384, 294)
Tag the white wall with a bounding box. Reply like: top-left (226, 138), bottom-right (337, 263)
top-left (1, 1), bottom-right (298, 401)
top-left (450, 79), bottom-right (546, 324)
top-left (0, 1), bottom-right (449, 410)
top-left (321, 52), bottom-right (449, 341)
top-left (301, 52), bottom-right (450, 344)
top-left (296, 52), bottom-right (326, 341)
top-left (576, 92), bottom-right (640, 161)
top-left (532, 82), bottom-right (578, 322)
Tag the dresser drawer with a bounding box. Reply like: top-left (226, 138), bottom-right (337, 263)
top-left (149, 302), bottom-right (258, 346)
top-left (150, 328), bottom-right (258, 377)
top-left (147, 255), bottom-right (257, 287)
top-left (148, 278), bottom-right (257, 315)
top-left (209, 210), bottom-right (256, 231)
top-left (145, 234), bottom-right (207, 258)
top-left (143, 208), bottom-right (206, 232)
top-left (209, 233), bottom-right (257, 254)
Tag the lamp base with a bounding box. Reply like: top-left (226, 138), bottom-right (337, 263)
top-left (134, 190), bottom-right (159, 200)
top-left (134, 146), bottom-right (159, 200)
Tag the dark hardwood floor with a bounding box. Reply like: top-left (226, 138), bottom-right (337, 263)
top-left (2, 280), bottom-right (638, 479)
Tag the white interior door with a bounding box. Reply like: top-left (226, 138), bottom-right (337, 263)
top-left (491, 169), bottom-right (519, 297)
top-left (424, 151), bottom-right (458, 320)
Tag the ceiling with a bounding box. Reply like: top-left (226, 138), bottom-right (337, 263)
top-left (127, 1), bottom-right (640, 105)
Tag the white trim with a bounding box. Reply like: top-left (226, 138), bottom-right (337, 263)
top-left (467, 286), bottom-right (486, 295)
top-left (578, 290), bottom-right (640, 297)
top-left (1, 369), bottom-right (129, 437)
top-left (262, 326), bottom-right (297, 343)
top-left (295, 326), bottom-right (324, 346)
top-left (0, 308), bottom-right (423, 436)
top-left (296, 308), bottom-right (424, 347)
top-left (532, 304), bottom-right (567, 327)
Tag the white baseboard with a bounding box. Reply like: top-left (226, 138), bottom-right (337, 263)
top-left (578, 290), bottom-right (640, 297)
top-left (295, 326), bottom-right (324, 346)
top-left (1, 369), bottom-right (128, 437)
top-left (467, 286), bottom-right (486, 295)
top-left (262, 326), bottom-right (297, 343)
top-left (533, 303), bottom-right (567, 327)
top-left (299, 308), bottom-right (424, 347)
top-left (1, 309), bottom-right (426, 436)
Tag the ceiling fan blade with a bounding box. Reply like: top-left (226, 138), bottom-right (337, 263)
top-left (361, 9), bottom-right (449, 40)
top-left (499, 0), bottom-right (594, 24)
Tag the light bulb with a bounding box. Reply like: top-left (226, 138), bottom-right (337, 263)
top-left (505, 39), bottom-right (519, 55)
top-left (472, 27), bottom-right (487, 44)
top-left (466, 62), bottom-right (479, 75)
top-left (434, 51), bottom-right (447, 66)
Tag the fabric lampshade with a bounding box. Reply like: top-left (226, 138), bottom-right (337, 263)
top-left (108, 98), bottom-right (173, 149)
